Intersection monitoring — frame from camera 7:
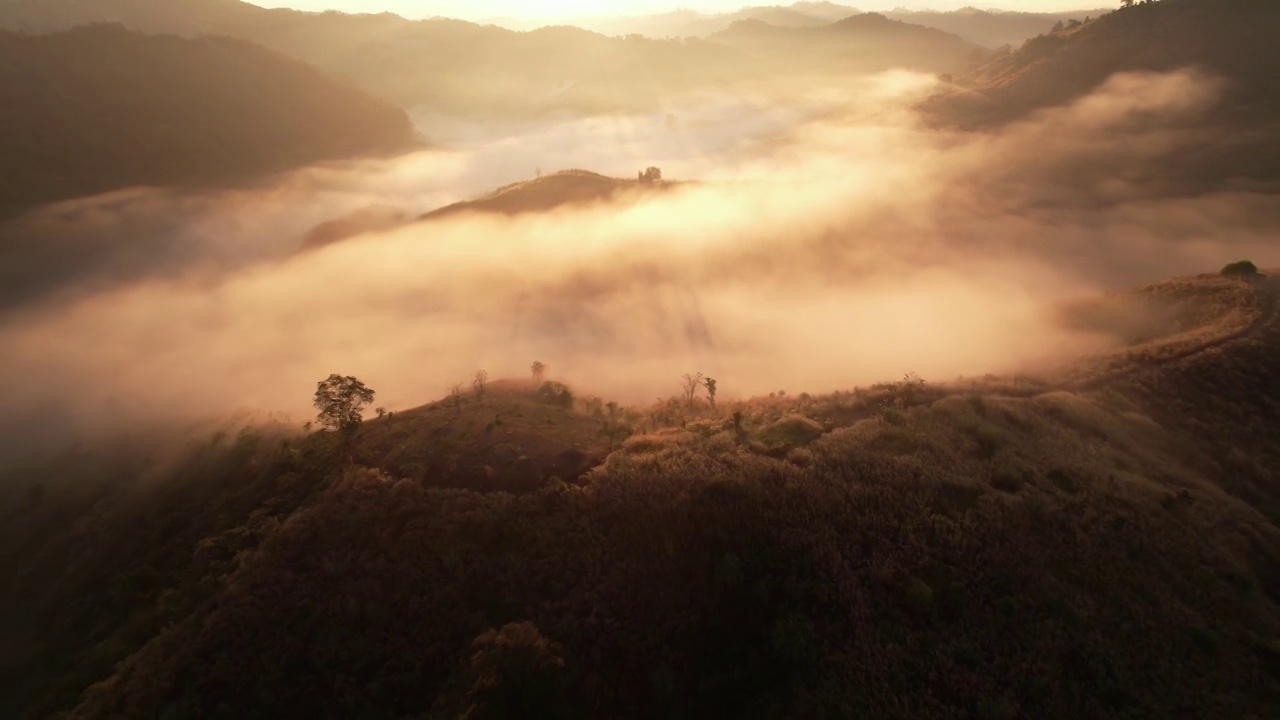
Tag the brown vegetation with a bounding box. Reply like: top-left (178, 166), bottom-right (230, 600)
top-left (4, 272), bottom-right (1280, 718)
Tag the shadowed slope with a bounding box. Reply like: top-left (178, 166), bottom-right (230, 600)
top-left (923, 0), bottom-right (1280, 192)
top-left (929, 0), bottom-right (1280, 125)
top-left (0, 24), bottom-right (416, 215)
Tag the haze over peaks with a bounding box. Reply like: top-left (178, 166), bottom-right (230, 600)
top-left (249, 1), bottom-right (1117, 21)
top-left (0, 0), bottom-right (988, 116)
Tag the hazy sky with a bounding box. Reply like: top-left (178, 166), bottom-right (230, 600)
top-left (250, 1), bottom-right (1108, 21)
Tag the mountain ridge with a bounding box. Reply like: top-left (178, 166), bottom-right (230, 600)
top-left (6, 270), bottom-right (1280, 718)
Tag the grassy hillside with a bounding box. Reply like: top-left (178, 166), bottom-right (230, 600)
top-left (0, 24), bottom-right (415, 215)
top-left (419, 170), bottom-right (679, 222)
top-left (297, 205), bottom-right (408, 253)
top-left (4, 269), bottom-right (1280, 718)
top-left (295, 170), bottom-right (679, 254)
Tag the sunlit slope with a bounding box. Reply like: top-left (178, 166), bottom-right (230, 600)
top-left (299, 170), bottom-right (678, 253)
top-left (5, 269), bottom-right (1280, 718)
top-left (419, 170), bottom-right (678, 221)
top-left (0, 24), bottom-right (415, 215)
top-left (1052, 272), bottom-right (1274, 385)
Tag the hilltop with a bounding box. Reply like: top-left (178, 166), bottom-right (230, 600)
top-left (295, 170), bottom-right (680, 254)
top-left (0, 24), bottom-right (415, 215)
top-left (420, 170), bottom-right (679, 221)
top-left (4, 268), bottom-right (1280, 717)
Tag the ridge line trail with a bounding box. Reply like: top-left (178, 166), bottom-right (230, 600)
top-left (1045, 274), bottom-right (1280, 396)
top-left (868, 274), bottom-right (1280, 412)
top-left (927, 275), bottom-right (1279, 403)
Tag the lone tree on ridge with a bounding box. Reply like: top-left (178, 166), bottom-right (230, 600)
top-left (314, 374), bottom-right (375, 433)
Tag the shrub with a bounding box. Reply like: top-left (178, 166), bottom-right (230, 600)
top-left (755, 414), bottom-right (825, 453)
top-left (785, 447), bottom-right (814, 467)
top-left (1221, 260), bottom-right (1259, 276)
top-left (880, 405), bottom-right (907, 426)
top-left (968, 422), bottom-right (1005, 459)
top-left (536, 381), bottom-right (574, 408)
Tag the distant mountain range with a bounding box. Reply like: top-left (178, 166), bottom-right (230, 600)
top-left (0, 0), bottom-right (988, 115)
top-left (883, 7), bottom-right (1112, 49)
top-left (487, 3), bottom-right (1110, 48)
top-left (709, 12), bottom-right (979, 75)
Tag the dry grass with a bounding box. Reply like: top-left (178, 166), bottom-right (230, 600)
top-left (1050, 273), bottom-right (1271, 386)
top-left (418, 169), bottom-right (682, 221)
top-left (6, 272), bottom-right (1280, 718)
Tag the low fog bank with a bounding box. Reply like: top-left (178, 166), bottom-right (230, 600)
top-left (2, 70), bottom-right (1277, 462)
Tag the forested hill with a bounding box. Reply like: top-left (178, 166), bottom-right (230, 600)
top-left (931, 0), bottom-right (1280, 126)
top-left (923, 0), bottom-right (1280, 192)
top-left (0, 24), bottom-right (416, 215)
top-left (5, 271), bottom-right (1280, 718)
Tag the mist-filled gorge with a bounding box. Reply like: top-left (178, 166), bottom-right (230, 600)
top-left (3, 1), bottom-right (1280, 718)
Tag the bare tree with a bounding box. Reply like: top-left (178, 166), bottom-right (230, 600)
top-left (601, 401), bottom-right (627, 452)
top-left (531, 361), bottom-right (547, 383)
top-left (681, 372), bottom-right (703, 409)
top-left (473, 370), bottom-right (489, 405)
top-left (703, 377), bottom-right (717, 409)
